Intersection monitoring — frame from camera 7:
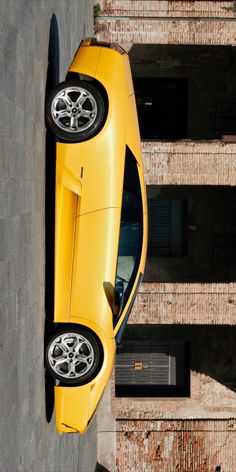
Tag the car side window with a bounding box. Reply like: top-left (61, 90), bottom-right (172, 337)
top-left (113, 148), bottom-right (143, 326)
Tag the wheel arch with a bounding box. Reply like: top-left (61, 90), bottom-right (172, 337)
top-left (56, 318), bottom-right (116, 381)
top-left (65, 71), bottom-right (109, 116)
top-left (53, 321), bottom-right (105, 362)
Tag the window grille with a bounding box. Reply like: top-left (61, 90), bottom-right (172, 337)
top-left (115, 340), bottom-right (189, 397)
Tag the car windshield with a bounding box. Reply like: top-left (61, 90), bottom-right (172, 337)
top-left (114, 148), bottom-right (143, 325)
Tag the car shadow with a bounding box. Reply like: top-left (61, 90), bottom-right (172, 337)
top-left (44, 13), bottom-right (60, 424)
top-left (95, 464), bottom-right (111, 472)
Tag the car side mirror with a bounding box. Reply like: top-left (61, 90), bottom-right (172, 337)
top-left (113, 281), bottom-right (125, 317)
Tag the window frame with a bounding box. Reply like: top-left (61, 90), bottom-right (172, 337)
top-left (115, 340), bottom-right (190, 398)
top-left (113, 147), bottom-right (144, 329)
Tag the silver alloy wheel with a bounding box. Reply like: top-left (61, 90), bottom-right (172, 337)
top-left (51, 86), bottom-right (98, 133)
top-left (48, 332), bottom-right (95, 380)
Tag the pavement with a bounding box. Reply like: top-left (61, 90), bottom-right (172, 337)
top-left (0, 1), bottom-right (97, 471)
top-left (97, 381), bottom-right (116, 472)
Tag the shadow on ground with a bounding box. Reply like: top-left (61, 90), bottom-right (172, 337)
top-left (44, 14), bottom-right (60, 423)
top-left (95, 463), bottom-right (111, 472)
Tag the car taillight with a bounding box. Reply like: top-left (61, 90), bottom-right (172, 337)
top-left (110, 43), bottom-right (126, 55)
top-left (90, 38), bottom-right (126, 55)
top-left (82, 38), bottom-right (94, 47)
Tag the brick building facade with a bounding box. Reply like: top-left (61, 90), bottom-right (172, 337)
top-left (96, 2), bottom-right (236, 471)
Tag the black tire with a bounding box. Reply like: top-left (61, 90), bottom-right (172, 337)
top-left (45, 80), bottom-right (105, 142)
top-left (45, 326), bottom-right (102, 385)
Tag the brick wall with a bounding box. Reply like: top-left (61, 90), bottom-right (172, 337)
top-left (142, 141), bottom-right (236, 186)
top-left (100, 1), bottom-right (236, 18)
top-left (96, 17), bottom-right (236, 46)
top-left (116, 419), bottom-right (236, 472)
top-left (130, 282), bottom-right (236, 324)
top-left (96, 1), bottom-right (236, 46)
top-left (135, 139), bottom-right (236, 327)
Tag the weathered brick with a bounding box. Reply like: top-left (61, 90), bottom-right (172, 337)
top-left (116, 419), bottom-right (236, 472)
top-left (100, 1), bottom-right (236, 18)
top-left (97, 17), bottom-right (236, 46)
top-left (131, 282), bottom-right (236, 325)
top-left (142, 141), bottom-right (236, 186)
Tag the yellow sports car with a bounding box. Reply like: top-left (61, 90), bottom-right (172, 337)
top-left (45, 38), bottom-right (148, 433)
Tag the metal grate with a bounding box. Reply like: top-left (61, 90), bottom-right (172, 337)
top-left (116, 341), bottom-right (176, 387)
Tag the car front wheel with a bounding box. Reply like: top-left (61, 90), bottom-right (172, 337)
top-left (45, 80), bottom-right (105, 142)
top-left (45, 327), bottom-right (102, 385)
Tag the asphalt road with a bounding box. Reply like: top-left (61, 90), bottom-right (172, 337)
top-left (0, 1), bottom-right (97, 471)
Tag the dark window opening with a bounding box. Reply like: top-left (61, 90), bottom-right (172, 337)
top-left (144, 185), bottom-right (236, 283)
top-left (134, 77), bottom-right (187, 140)
top-left (148, 198), bottom-right (188, 256)
top-left (214, 234), bottom-right (236, 264)
top-left (130, 44), bottom-right (236, 141)
top-left (115, 340), bottom-right (190, 397)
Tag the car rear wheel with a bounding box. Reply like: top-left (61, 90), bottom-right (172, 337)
top-left (45, 327), bottom-right (101, 385)
top-left (45, 80), bottom-right (105, 142)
